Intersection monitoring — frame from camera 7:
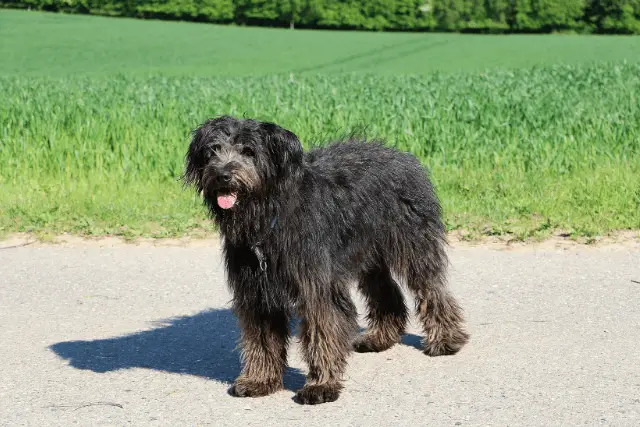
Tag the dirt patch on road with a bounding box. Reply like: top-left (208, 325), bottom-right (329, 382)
top-left (2, 231), bottom-right (638, 252)
top-left (446, 230), bottom-right (640, 252)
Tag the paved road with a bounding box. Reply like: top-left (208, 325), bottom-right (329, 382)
top-left (1, 243), bottom-right (639, 426)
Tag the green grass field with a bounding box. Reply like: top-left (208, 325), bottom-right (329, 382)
top-left (3, 10), bottom-right (640, 77)
top-left (1, 10), bottom-right (639, 241)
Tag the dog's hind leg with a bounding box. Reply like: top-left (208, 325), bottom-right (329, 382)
top-left (414, 285), bottom-right (469, 356)
top-left (405, 247), bottom-right (470, 356)
top-left (352, 265), bottom-right (408, 353)
top-left (295, 287), bottom-right (358, 405)
top-left (229, 307), bottom-right (290, 398)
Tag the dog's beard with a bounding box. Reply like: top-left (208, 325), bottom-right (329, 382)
top-left (217, 193), bottom-right (238, 209)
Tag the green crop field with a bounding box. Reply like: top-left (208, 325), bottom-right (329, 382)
top-left (1, 10), bottom-right (639, 241)
top-left (4, 10), bottom-right (640, 77)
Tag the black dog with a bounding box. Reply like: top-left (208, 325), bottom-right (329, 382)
top-left (183, 116), bottom-right (469, 404)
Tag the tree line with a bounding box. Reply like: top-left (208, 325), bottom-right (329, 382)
top-left (3, 0), bottom-right (640, 34)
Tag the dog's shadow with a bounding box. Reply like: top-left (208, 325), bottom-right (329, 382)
top-left (49, 308), bottom-right (306, 391)
top-left (400, 333), bottom-right (424, 350)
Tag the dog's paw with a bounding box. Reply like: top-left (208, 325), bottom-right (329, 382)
top-left (423, 330), bottom-right (470, 357)
top-left (294, 384), bottom-right (341, 405)
top-left (228, 378), bottom-right (282, 398)
top-left (352, 334), bottom-right (396, 353)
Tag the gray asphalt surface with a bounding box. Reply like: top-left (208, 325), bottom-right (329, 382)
top-left (1, 243), bottom-right (639, 426)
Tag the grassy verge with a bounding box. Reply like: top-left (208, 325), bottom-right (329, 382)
top-left (1, 163), bottom-right (638, 241)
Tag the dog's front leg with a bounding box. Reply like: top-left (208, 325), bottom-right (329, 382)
top-left (229, 306), bottom-right (290, 398)
top-left (295, 288), bottom-right (358, 404)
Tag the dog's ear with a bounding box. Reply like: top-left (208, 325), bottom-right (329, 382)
top-left (182, 116), bottom-right (235, 191)
top-left (260, 122), bottom-right (303, 176)
top-left (182, 122), bottom-right (209, 191)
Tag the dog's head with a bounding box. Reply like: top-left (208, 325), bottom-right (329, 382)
top-left (183, 116), bottom-right (303, 210)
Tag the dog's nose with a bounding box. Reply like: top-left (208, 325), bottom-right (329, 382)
top-left (219, 171), bottom-right (232, 183)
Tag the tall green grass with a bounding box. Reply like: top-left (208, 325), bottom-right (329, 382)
top-left (1, 63), bottom-right (639, 239)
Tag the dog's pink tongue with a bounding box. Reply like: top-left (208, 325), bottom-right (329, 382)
top-left (217, 193), bottom-right (237, 209)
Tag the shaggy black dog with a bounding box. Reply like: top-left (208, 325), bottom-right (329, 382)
top-left (183, 115), bottom-right (469, 405)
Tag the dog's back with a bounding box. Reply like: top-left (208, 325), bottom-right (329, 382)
top-left (301, 139), bottom-right (444, 239)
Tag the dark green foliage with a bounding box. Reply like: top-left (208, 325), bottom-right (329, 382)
top-left (586, 0), bottom-right (640, 33)
top-left (1, 0), bottom-right (640, 33)
top-left (136, 0), bottom-right (235, 22)
top-left (508, 0), bottom-right (588, 32)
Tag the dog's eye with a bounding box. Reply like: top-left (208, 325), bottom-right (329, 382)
top-left (212, 144), bottom-right (222, 152)
top-left (241, 146), bottom-right (255, 157)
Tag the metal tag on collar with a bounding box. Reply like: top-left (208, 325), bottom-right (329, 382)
top-left (252, 244), bottom-right (267, 272)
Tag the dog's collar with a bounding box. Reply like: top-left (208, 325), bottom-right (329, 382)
top-left (251, 215), bottom-right (278, 273)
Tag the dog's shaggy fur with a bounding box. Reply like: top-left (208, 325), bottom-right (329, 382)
top-left (183, 116), bottom-right (469, 405)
